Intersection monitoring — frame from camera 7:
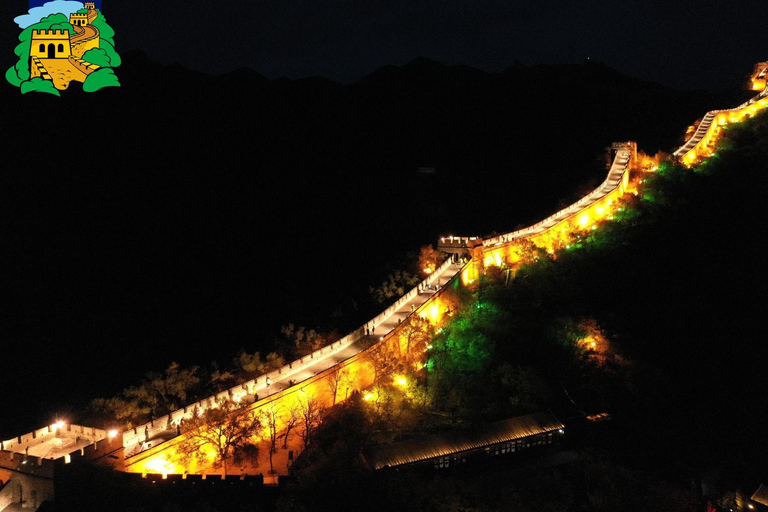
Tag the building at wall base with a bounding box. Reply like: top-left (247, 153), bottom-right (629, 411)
top-left (751, 484), bottom-right (768, 510)
top-left (361, 410), bottom-right (564, 471)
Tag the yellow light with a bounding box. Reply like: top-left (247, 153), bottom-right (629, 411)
top-left (596, 205), bottom-right (605, 215)
top-left (145, 456), bottom-right (175, 475)
top-left (429, 303), bottom-right (440, 324)
top-left (364, 393), bottom-right (374, 401)
top-left (394, 376), bottom-right (407, 387)
top-left (578, 213), bottom-right (589, 228)
top-left (423, 268), bottom-right (433, 274)
top-left (108, 430), bottom-right (118, 439)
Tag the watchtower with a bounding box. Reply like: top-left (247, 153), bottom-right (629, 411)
top-left (608, 141), bottom-right (637, 171)
top-left (29, 30), bottom-right (71, 60)
top-left (69, 12), bottom-right (89, 26)
top-left (84, 2), bottom-right (96, 9)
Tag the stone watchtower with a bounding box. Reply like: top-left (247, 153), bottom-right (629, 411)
top-left (30, 29), bottom-right (71, 60)
top-left (69, 12), bottom-right (89, 26)
top-left (84, 2), bottom-right (96, 9)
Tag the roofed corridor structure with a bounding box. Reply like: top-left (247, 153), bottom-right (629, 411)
top-left (362, 411), bottom-right (565, 470)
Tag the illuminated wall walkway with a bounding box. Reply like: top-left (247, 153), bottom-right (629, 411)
top-left (116, 62), bottom-right (768, 477)
top-left (5, 63), bottom-right (767, 482)
top-left (674, 63), bottom-right (768, 167)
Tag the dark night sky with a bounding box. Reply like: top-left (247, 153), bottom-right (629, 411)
top-left (2, 0), bottom-right (764, 90)
top-left (0, 0), bottom-right (764, 437)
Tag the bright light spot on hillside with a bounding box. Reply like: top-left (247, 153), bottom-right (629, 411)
top-left (578, 213), bottom-right (590, 228)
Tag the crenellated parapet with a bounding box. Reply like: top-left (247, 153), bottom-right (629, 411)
top-left (673, 80), bottom-right (768, 167)
top-left (31, 29), bottom-right (70, 39)
top-left (69, 12), bottom-right (89, 26)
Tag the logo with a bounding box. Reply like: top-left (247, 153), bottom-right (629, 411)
top-left (6, 0), bottom-right (120, 95)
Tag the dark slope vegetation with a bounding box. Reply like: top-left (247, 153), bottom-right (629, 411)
top-left (0, 54), bottom-right (752, 438)
top-left (483, 112), bottom-right (768, 503)
top-left (278, 111), bottom-right (768, 512)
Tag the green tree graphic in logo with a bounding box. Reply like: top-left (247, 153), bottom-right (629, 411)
top-left (6, 1), bottom-right (120, 95)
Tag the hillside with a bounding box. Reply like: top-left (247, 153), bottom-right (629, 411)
top-left (0, 53), bottom-right (752, 438)
top-left (283, 108), bottom-right (768, 512)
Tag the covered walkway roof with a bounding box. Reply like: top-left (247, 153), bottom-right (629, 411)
top-left (362, 411), bottom-right (564, 470)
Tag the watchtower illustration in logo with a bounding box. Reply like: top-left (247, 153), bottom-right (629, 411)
top-left (6, 0), bottom-right (120, 95)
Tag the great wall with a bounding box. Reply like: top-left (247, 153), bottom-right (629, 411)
top-left (1, 61), bottom-right (767, 508)
top-left (28, 3), bottom-right (102, 90)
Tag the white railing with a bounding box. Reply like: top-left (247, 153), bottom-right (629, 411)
top-left (673, 86), bottom-right (768, 158)
top-left (483, 150), bottom-right (632, 247)
top-left (123, 256), bottom-right (460, 451)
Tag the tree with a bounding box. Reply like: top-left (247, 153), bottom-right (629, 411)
top-left (20, 77), bottom-right (59, 96)
top-left (89, 396), bottom-right (149, 429)
top-left (326, 366), bottom-right (352, 405)
top-left (230, 349), bottom-right (285, 381)
top-left (90, 362), bottom-right (201, 428)
top-left (418, 245), bottom-right (446, 275)
top-left (297, 393), bottom-right (324, 449)
top-left (127, 362), bottom-right (200, 418)
top-left (362, 341), bottom-right (399, 384)
top-left (397, 315), bottom-right (433, 368)
top-left (513, 238), bottom-right (547, 266)
top-left (369, 270), bottom-right (420, 304)
top-left (497, 363), bottom-right (551, 415)
top-left (280, 324), bottom-right (333, 358)
top-left (176, 398), bottom-right (262, 476)
top-left (261, 402), bottom-right (282, 474)
top-left (281, 403), bottom-right (301, 449)
top-left (289, 392), bottom-right (370, 485)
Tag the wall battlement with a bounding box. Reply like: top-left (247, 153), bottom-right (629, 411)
top-left (84, 2), bottom-right (96, 9)
top-left (31, 29), bottom-right (69, 39)
top-left (70, 12), bottom-right (89, 26)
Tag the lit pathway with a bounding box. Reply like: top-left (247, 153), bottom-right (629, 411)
top-left (254, 266), bottom-right (458, 399)
top-left (123, 259), bottom-right (463, 457)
